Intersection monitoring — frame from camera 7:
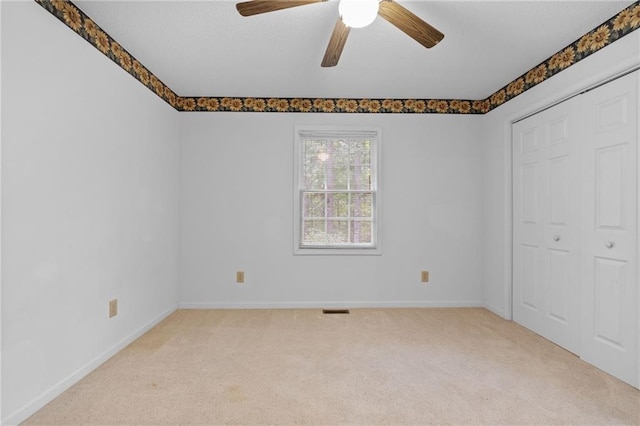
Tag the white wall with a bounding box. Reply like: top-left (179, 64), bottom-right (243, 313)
top-left (179, 113), bottom-right (484, 308)
top-left (481, 31), bottom-right (640, 319)
top-left (1, 2), bottom-right (180, 424)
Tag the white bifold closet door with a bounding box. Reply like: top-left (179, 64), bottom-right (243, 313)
top-left (513, 71), bottom-right (638, 388)
top-left (513, 93), bottom-right (582, 356)
top-left (579, 73), bottom-right (638, 386)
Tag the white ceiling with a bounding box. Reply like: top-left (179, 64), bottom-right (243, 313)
top-left (74, 0), bottom-right (634, 99)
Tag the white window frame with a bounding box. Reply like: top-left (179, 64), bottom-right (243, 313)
top-left (293, 126), bottom-right (382, 255)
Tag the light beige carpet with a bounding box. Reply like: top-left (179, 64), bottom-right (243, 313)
top-left (24, 308), bottom-right (640, 425)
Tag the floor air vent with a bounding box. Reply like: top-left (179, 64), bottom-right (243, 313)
top-left (322, 309), bottom-right (350, 314)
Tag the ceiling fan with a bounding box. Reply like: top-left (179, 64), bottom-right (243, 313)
top-left (235, 0), bottom-right (444, 67)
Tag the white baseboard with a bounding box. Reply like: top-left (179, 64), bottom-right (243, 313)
top-left (178, 300), bottom-right (484, 309)
top-left (483, 301), bottom-right (506, 319)
top-left (3, 304), bottom-right (178, 426)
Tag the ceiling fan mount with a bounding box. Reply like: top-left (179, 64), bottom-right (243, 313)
top-left (235, 0), bottom-right (444, 67)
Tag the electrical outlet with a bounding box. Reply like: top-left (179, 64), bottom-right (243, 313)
top-left (109, 299), bottom-right (118, 318)
top-left (236, 271), bottom-right (245, 284)
top-left (421, 271), bottom-right (429, 283)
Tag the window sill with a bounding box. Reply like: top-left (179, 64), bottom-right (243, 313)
top-left (294, 246), bottom-right (382, 256)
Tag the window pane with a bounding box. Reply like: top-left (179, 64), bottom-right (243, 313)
top-left (327, 192), bottom-right (349, 218)
top-left (350, 220), bottom-right (372, 244)
top-left (351, 192), bottom-right (373, 218)
top-left (303, 140), bottom-right (326, 190)
top-left (350, 140), bottom-right (371, 166)
top-left (303, 193), bottom-right (325, 218)
top-left (326, 165), bottom-right (348, 190)
top-left (326, 140), bottom-right (349, 190)
top-left (326, 220), bottom-right (349, 244)
top-left (350, 166), bottom-right (371, 190)
top-left (331, 139), bottom-right (350, 162)
top-left (303, 220), bottom-right (326, 244)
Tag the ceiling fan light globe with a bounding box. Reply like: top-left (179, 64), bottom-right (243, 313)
top-left (339, 0), bottom-right (379, 28)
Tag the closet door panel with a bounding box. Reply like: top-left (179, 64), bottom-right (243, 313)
top-left (549, 155), bottom-right (570, 227)
top-left (540, 101), bottom-right (580, 354)
top-left (581, 72), bottom-right (638, 388)
top-left (548, 248), bottom-right (570, 323)
top-left (595, 145), bottom-right (627, 229)
top-left (513, 117), bottom-right (544, 329)
top-left (513, 99), bottom-right (580, 354)
top-left (520, 244), bottom-right (539, 310)
top-left (593, 257), bottom-right (627, 348)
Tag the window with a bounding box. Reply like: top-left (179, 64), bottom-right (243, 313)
top-left (294, 127), bottom-right (381, 255)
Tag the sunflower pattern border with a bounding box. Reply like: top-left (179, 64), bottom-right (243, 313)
top-left (487, 1), bottom-right (640, 109)
top-left (36, 0), bottom-right (640, 114)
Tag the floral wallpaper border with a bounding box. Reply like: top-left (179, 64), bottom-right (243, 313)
top-left (36, 0), bottom-right (640, 113)
top-left (487, 1), bottom-right (640, 110)
top-left (36, 0), bottom-right (180, 108)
